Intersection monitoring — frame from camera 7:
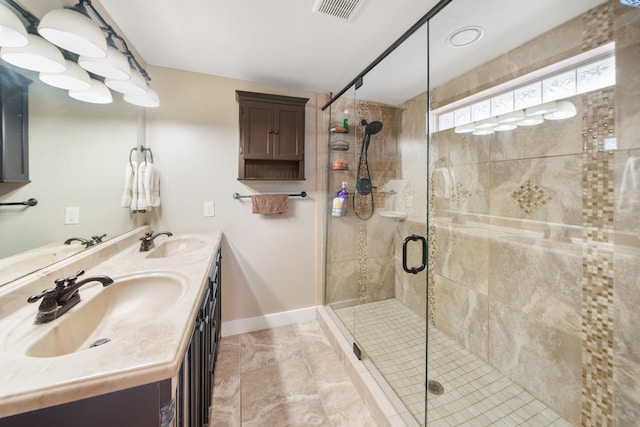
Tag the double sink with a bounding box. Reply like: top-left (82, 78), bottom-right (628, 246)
top-left (0, 227), bottom-right (221, 418)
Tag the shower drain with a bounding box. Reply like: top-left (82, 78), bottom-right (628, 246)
top-left (427, 380), bottom-right (444, 395)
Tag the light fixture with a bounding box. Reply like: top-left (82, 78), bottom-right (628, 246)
top-left (472, 129), bottom-right (494, 136)
top-left (543, 101), bottom-right (576, 120)
top-left (447, 26), bottom-right (484, 48)
top-left (69, 78), bottom-right (112, 104)
top-left (494, 123), bottom-right (518, 131)
top-left (516, 114), bottom-right (544, 126)
top-left (0, 33), bottom-right (66, 72)
top-left (497, 110), bottom-right (524, 123)
top-left (474, 117), bottom-right (498, 129)
top-left (0, 3), bottom-right (28, 47)
top-left (454, 123), bottom-right (475, 134)
top-left (105, 68), bottom-right (147, 95)
top-left (124, 86), bottom-right (160, 108)
top-left (78, 39), bottom-right (131, 80)
top-left (38, 4), bottom-right (107, 58)
top-left (39, 59), bottom-right (91, 90)
top-left (525, 101), bottom-right (558, 116)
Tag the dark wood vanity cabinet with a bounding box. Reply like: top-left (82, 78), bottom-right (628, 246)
top-left (236, 90), bottom-right (308, 180)
top-left (178, 247), bottom-right (221, 427)
top-left (0, 64), bottom-right (30, 183)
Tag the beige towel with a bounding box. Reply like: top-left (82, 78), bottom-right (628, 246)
top-left (251, 194), bottom-right (289, 214)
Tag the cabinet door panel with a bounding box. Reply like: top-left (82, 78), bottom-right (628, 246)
top-left (241, 101), bottom-right (272, 159)
top-left (273, 104), bottom-right (304, 160)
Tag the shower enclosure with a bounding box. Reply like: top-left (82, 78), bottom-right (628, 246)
top-left (321, 0), bottom-right (640, 426)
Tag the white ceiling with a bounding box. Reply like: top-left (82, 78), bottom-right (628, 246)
top-left (11, 0), bottom-right (607, 106)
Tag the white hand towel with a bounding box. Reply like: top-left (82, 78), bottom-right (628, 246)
top-left (617, 156), bottom-right (640, 214)
top-left (120, 161), bottom-right (135, 207)
top-left (136, 162), bottom-right (148, 213)
top-left (144, 163), bottom-right (161, 208)
top-left (130, 161), bottom-right (139, 213)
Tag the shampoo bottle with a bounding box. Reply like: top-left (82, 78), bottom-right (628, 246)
top-left (339, 182), bottom-right (348, 216)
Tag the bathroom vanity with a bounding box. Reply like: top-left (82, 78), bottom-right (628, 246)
top-left (0, 227), bottom-right (222, 427)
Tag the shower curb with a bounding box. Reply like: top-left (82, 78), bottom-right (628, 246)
top-left (316, 306), bottom-right (420, 427)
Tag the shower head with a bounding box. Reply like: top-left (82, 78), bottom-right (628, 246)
top-left (364, 120), bottom-right (383, 135)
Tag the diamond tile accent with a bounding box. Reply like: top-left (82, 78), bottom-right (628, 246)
top-left (511, 179), bottom-right (552, 215)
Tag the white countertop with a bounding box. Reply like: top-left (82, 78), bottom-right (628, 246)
top-left (0, 227), bottom-right (222, 418)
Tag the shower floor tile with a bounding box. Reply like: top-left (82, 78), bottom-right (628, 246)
top-left (334, 299), bottom-right (572, 426)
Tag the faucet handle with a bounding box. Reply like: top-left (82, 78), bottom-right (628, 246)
top-left (141, 231), bottom-right (154, 241)
top-left (27, 288), bottom-right (57, 304)
top-left (65, 270), bottom-right (85, 284)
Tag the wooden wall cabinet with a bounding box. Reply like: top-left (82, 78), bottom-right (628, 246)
top-left (236, 90), bottom-right (308, 180)
top-left (0, 64), bottom-right (31, 183)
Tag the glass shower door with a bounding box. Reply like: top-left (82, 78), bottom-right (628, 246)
top-left (426, 0), bottom-right (639, 425)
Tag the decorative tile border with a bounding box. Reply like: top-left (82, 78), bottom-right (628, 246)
top-left (580, 87), bottom-right (615, 427)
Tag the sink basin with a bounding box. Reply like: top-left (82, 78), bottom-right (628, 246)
top-left (25, 272), bottom-right (185, 358)
top-left (144, 236), bottom-right (208, 259)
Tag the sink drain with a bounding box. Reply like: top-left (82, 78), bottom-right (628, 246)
top-left (427, 380), bottom-right (444, 395)
top-left (90, 338), bottom-right (111, 348)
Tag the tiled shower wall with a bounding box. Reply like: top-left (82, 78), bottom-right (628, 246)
top-left (428, 1), bottom-right (640, 426)
top-left (325, 98), bottom-right (402, 306)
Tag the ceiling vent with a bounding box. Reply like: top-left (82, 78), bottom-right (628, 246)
top-left (312, 0), bottom-right (365, 21)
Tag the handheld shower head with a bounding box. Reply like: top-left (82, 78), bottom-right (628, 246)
top-left (365, 121), bottom-right (383, 135)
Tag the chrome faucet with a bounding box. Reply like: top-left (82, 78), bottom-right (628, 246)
top-left (64, 234), bottom-right (106, 248)
top-left (139, 231), bottom-right (173, 252)
top-left (27, 270), bottom-right (114, 324)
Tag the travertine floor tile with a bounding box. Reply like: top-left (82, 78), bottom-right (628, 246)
top-left (239, 325), bottom-right (305, 372)
top-left (211, 322), bottom-right (376, 427)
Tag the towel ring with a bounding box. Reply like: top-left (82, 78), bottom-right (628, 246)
top-left (141, 145), bottom-right (154, 164)
top-left (129, 148), bottom-right (137, 167)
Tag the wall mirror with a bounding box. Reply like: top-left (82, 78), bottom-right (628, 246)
top-left (0, 0), bottom-right (140, 286)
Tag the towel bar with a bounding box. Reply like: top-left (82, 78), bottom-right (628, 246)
top-left (233, 191), bottom-right (307, 199)
top-left (0, 198), bottom-right (38, 207)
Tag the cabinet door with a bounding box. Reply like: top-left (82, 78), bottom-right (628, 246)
top-left (273, 103), bottom-right (304, 161)
top-left (240, 100), bottom-right (273, 159)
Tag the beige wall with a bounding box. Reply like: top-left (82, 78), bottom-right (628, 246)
top-left (143, 66), bottom-right (320, 324)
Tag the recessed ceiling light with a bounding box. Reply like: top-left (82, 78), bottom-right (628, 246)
top-left (447, 26), bottom-right (484, 48)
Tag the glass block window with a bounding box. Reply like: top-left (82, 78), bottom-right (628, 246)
top-left (514, 81), bottom-right (542, 110)
top-left (491, 92), bottom-right (514, 116)
top-left (454, 106), bottom-right (471, 126)
top-left (439, 112), bottom-right (454, 130)
top-left (471, 99), bottom-right (491, 121)
top-left (543, 69), bottom-right (576, 102)
top-left (577, 56), bottom-right (616, 93)
top-left (434, 49), bottom-right (615, 132)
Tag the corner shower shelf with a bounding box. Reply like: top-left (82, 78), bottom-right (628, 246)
top-left (379, 211), bottom-right (408, 221)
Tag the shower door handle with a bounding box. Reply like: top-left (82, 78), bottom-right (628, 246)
top-left (402, 234), bottom-right (426, 275)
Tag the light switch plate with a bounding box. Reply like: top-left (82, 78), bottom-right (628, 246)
top-left (65, 207), bottom-right (80, 224)
top-left (203, 202), bottom-right (215, 217)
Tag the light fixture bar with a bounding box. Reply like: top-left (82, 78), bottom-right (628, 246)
top-left (80, 0), bottom-right (151, 84)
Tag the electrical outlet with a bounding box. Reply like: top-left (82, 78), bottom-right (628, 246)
top-left (203, 202), bottom-right (215, 217)
top-left (65, 207), bottom-right (80, 224)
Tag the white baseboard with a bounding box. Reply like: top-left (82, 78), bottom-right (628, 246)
top-left (221, 306), bottom-right (317, 337)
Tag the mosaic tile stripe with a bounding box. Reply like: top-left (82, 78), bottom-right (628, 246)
top-left (580, 87), bottom-right (615, 427)
top-left (582, 2), bottom-right (613, 52)
top-left (357, 221), bottom-right (369, 303)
